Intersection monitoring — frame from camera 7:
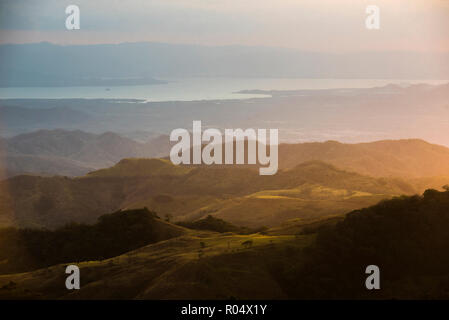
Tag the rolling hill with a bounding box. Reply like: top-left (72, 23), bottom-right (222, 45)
top-left (0, 224), bottom-right (310, 299)
top-left (4, 132), bottom-right (449, 181)
top-left (0, 158), bottom-right (418, 229)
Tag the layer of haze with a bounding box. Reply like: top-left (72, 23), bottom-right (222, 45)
top-left (0, 0), bottom-right (448, 52)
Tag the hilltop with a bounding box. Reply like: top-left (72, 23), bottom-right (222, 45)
top-left (87, 158), bottom-right (191, 178)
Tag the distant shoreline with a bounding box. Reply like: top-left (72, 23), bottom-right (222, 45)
top-left (1, 77), bottom-right (447, 102)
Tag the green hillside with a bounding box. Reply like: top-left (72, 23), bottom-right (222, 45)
top-left (0, 225), bottom-right (311, 299)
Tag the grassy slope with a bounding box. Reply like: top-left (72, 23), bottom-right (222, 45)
top-left (200, 183), bottom-right (392, 227)
top-left (0, 230), bottom-right (313, 299)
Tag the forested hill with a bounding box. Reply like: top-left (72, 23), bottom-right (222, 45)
top-left (288, 188), bottom-right (449, 299)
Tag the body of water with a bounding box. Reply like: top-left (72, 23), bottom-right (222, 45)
top-left (0, 77), bottom-right (447, 101)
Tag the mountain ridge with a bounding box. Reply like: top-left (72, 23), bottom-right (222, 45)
top-left (1, 42), bottom-right (448, 86)
top-left (278, 138), bottom-right (449, 178)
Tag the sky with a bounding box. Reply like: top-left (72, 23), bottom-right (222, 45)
top-left (0, 0), bottom-right (448, 52)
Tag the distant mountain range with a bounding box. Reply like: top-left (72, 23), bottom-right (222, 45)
top-left (0, 104), bottom-right (90, 136)
top-left (3, 128), bottom-right (449, 180)
top-left (1, 42), bottom-right (448, 86)
top-left (0, 129), bottom-right (171, 177)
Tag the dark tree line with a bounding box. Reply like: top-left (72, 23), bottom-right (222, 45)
top-left (0, 208), bottom-right (182, 274)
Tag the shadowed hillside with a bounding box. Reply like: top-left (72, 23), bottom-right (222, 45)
top-left (286, 189), bottom-right (449, 299)
top-left (0, 208), bottom-right (185, 275)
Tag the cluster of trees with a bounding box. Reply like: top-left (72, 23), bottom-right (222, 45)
top-left (0, 208), bottom-right (182, 274)
top-left (177, 215), bottom-right (267, 234)
top-left (177, 215), bottom-right (242, 233)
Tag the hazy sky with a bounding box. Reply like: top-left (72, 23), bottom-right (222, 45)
top-left (0, 0), bottom-right (448, 52)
